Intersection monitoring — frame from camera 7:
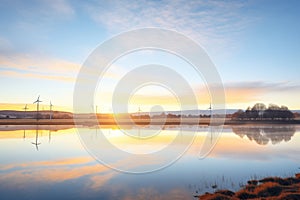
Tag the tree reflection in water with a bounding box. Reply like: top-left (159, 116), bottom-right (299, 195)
top-left (232, 125), bottom-right (296, 145)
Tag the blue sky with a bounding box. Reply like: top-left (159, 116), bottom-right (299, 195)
top-left (0, 0), bottom-right (300, 111)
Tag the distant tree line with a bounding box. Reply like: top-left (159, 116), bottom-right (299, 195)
top-left (232, 103), bottom-right (295, 121)
top-left (0, 111), bottom-right (73, 119)
top-left (150, 113), bottom-right (222, 119)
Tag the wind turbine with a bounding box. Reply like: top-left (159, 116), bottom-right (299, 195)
top-left (208, 102), bottom-right (212, 117)
top-left (137, 106), bottom-right (142, 138)
top-left (23, 104), bottom-right (28, 118)
top-left (49, 101), bottom-right (53, 120)
top-left (95, 105), bottom-right (98, 121)
top-left (33, 95), bottom-right (42, 121)
top-left (208, 102), bottom-right (213, 143)
top-left (138, 106), bottom-right (142, 119)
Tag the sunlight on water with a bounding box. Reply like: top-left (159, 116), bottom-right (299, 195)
top-left (104, 128), bottom-right (178, 154)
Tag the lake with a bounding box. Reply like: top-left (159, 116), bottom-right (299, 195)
top-left (0, 124), bottom-right (299, 199)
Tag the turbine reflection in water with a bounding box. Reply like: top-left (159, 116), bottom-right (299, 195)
top-left (31, 125), bottom-right (41, 151)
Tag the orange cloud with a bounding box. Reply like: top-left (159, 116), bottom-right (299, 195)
top-left (225, 87), bottom-right (264, 104)
top-left (0, 52), bottom-right (81, 84)
top-left (0, 156), bottom-right (113, 189)
top-left (0, 68), bottom-right (75, 82)
top-left (0, 157), bottom-right (93, 171)
top-left (0, 103), bottom-right (72, 112)
top-left (0, 54), bottom-right (80, 74)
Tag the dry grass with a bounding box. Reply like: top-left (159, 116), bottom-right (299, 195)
top-left (254, 182), bottom-right (282, 197)
top-left (199, 174), bottom-right (300, 200)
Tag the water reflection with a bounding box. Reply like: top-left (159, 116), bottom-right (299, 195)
top-left (0, 125), bottom-right (74, 131)
top-left (232, 125), bottom-right (296, 145)
top-left (31, 126), bottom-right (41, 151)
top-left (0, 125), bottom-right (299, 200)
top-left (48, 130), bottom-right (51, 143)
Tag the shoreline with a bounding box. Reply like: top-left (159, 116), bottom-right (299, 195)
top-left (197, 173), bottom-right (300, 200)
top-left (0, 118), bottom-right (300, 126)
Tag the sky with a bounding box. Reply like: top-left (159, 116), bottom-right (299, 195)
top-left (0, 0), bottom-right (300, 112)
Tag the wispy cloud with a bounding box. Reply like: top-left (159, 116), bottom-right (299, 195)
top-left (41, 0), bottom-right (75, 17)
top-left (0, 53), bottom-right (80, 82)
top-left (0, 70), bottom-right (75, 82)
top-left (223, 81), bottom-right (300, 106)
top-left (0, 36), bottom-right (13, 54)
top-left (0, 53), bottom-right (79, 74)
top-left (13, 0), bottom-right (75, 20)
top-left (0, 24), bottom-right (130, 83)
top-left (97, 80), bottom-right (300, 111)
top-left (84, 0), bottom-right (256, 54)
top-left (225, 81), bottom-right (300, 93)
top-left (3, 0), bottom-right (75, 38)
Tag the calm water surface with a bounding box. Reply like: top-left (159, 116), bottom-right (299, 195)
top-left (0, 125), bottom-right (299, 199)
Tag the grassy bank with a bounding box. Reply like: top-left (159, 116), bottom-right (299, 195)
top-left (198, 174), bottom-right (300, 200)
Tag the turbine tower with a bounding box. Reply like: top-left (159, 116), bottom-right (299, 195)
top-left (49, 101), bottom-right (53, 120)
top-left (23, 104), bottom-right (28, 118)
top-left (208, 102), bottom-right (212, 117)
top-left (33, 95), bottom-right (42, 121)
top-left (208, 102), bottom-right (213, 143)
top-left (138, 106), bottom-right (142, 118)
